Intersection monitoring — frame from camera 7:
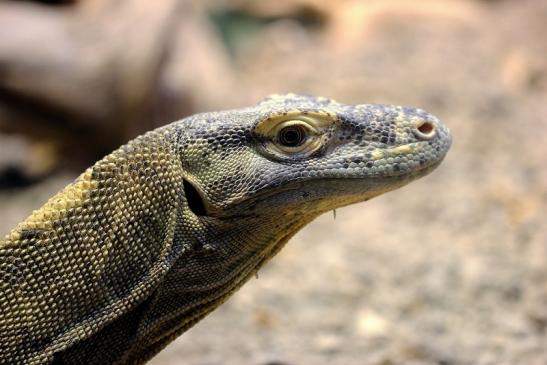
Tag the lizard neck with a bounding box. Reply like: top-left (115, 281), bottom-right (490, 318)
top-left (125, 211), bottom-right (318, 362)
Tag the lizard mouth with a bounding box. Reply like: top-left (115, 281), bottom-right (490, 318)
top-left (221, 159), bottom-right (443, 218)
top-left (201, 138), bottom-right (450, 218)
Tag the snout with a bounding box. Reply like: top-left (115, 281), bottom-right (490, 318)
top-left (410, 113), bottom-right (452, 153)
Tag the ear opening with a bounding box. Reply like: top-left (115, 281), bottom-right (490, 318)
top-left (183, 179), bottom-right (207, 216)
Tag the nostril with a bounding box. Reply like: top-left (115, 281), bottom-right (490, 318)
top-left (414, 121), bottom-right (436, 140)
top-left (418, 121), bottom-right (434, 134)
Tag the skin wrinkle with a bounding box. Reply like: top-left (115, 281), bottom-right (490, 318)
top-left (0, 94), bottom-right (451, 364)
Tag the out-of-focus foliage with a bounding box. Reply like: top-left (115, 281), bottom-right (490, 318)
top-left (1, 0), bottom-right (547, 364)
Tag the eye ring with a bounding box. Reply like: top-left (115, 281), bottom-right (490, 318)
top-left (278, 125), bottom-right (307, 147)
top-left (254, 114), bottom-right (334, 159)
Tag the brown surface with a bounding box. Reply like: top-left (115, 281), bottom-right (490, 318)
top-left (0, 0), bottom-right (234, 167)
top-left (1, 0), bottom-right (547, 364)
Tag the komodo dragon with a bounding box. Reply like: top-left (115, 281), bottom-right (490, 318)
top-left (0, 94), bottom-right (451, 364)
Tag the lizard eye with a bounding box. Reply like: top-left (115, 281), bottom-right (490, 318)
top-left (278, 125), bottom-right (307, 147)
top-left (253, 112), bottom-right (335, 160)
top-left (273, 120), bottom-right (316, 153)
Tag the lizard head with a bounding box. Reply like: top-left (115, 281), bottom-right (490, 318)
top-left (178, 93), bottom-right (451, 220)
top-left (0, 93), bottom-right (451, 362)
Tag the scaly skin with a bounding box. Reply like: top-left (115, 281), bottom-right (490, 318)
top-left (0, 94), bottom-right (451, 364)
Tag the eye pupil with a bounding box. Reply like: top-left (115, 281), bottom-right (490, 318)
top-left (279, 126), bottom-right (306, 147)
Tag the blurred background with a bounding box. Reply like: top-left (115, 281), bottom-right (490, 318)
top-left (1, 0), bottom-right (547, 364)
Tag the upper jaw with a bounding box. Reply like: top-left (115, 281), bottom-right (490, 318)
top-left (219, 159), bottom-right (442, 218)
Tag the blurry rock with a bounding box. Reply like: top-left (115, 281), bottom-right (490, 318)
top-left (0, 0), bottom-right (235, 171)
top-left (355, 309), bottom-right (389, 339)
top-left (228, 0), bottom-right (328, 27)
top-left (325, 0), bottom-right (484, 51)
top-left (502, 49), bottom-right (547, 93)
top-left (313, 332), bottom-right (343, 354)
top-left (253, 307), bottom-right (277, 329)
top-left (0, 134), bottom-right (58, 188)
